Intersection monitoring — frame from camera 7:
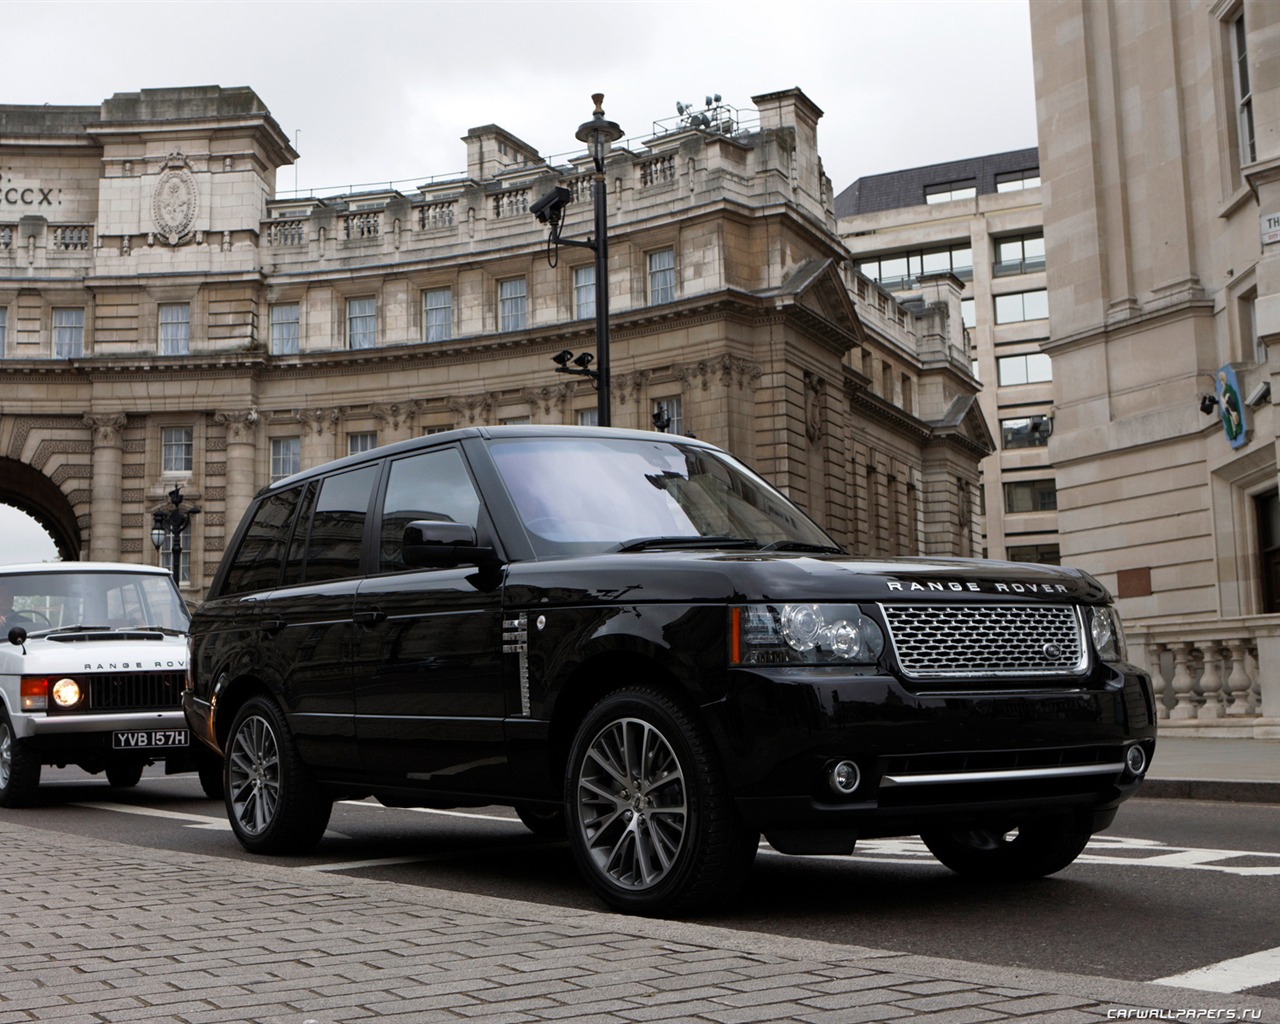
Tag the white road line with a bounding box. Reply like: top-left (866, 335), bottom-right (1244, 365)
top-left (1152, 946), bottom-right (1280, 993)
top-left (70, 801), bottom-right (231, 830)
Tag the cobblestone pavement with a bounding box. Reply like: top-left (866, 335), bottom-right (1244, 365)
top-left (3, 821), bottom-right (1277, 1024)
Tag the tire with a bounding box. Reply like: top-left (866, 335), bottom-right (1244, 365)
top-left (565, 687), bottom-right (758, 915)
top-left (197, 751), bottom-right (224, 800)
top-left (921, 815), bottom-right (1092, 880)
top-left (0, 711), bottom-right (40, 808)
top-left (224, 696), bottom-right (332, 854)
top-left (515, 802), bottom-right (566, 838)
top-left (105, 762), bottom-right (144, 788)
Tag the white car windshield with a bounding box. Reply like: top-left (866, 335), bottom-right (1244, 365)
top-left (489, 436), bottom-right (839, 556)
top-left (0, 571), bottom-right (190, 634)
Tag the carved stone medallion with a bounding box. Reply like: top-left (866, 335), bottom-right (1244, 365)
top-left (152, 151), bottom-right (198, 245)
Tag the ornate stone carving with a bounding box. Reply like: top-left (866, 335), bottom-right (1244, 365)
top-left (446, 393), bottom-right (497, 425)
top-left (295, 407), bottom-right (344, 436)
top-left (151, 151), bottom-right (199, 246)
top-left (518, 384), bottom-right (571, 418)
top-left (613, 370), bottom-right (651, 406)
top-left (370, 402), bottom-right (417, 431)
top-left (83, 413), bottom-right (127, 447)
top-left (673, 355), bottom-right (763, 393)
top-left (803, 371), bottom-right (823, 442)
top-left (213, 408), bottom-right (259, 441)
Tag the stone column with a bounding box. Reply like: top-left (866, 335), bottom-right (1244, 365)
top-left (83, 414), bottom-right (127, 562)
top-left (214, 409), bottom-right (259, 536)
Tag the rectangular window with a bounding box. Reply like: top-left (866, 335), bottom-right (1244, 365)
top-left (159, 303), bottom-right (190, 356)
top-left (380, 448), bottom-right (481, 572)
top-left (270, 437), bottom-right (301, 482)
top-left (0, 308), bottom-right (6, 356)
top-left (220, 486), bottom-right (304, 596)
top-left (994, 234), bottom-right (1046, 276)
top-left (53, 308), bottom-right (84, 358)
top-left (861, 243), bottom-right (972, 289)
top-left (648, 249), bottom-right (676, 305)
top-left (961, 297), bottom-right (976, 329)
top-left (347, 297), bottom-right (377, 349)
top-left (653, 396), bottom-right (683, 436)
top-left (1007, 543), bottom-right (1060, 565)
top-left (996, 353), bottom-right (1053, 386)
top-left (1004, 479), bottom-right (1058, 514)
top-left (994, 289), bottom-right (1049, 324)
top-left (1000, 416), bottom-right (1051, 449)
top-left (576, 407), bottom-right (599, 427)
top-left (161, 427), bottom-right (194, 474)
top-left (573, 265), bottom-right (596, 320)
top-left (423, 287), bottom-right (452, 342)
top-left (270, 303), bottom-right (300, 355)
top-left (498, 278), bottom-right (527, 332)
top-left (301, 466), bottom-right (379, 584)
top-left (347, 431), bottom-right (377, 456)
top-left (1231, 11), bottom-right (1256, 166)
top-left (995, 169), bottom-right (1041, 193)
top-left (160, 524), bottom-right (192, 584)
top-left (924, 180), bottom-right (976, 204)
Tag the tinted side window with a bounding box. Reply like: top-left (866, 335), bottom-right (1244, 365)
top-left (301, 465), bottom-right (379, 584)
top-left (380, 448), bottom-right (481, 572)
top-left (282, 483), bottom-right (318, 586)
top-left (220, 487), bottom-right (304, 596)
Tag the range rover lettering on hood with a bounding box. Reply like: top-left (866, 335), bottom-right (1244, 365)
top-left (887, 580), bottom-right (1071, 594)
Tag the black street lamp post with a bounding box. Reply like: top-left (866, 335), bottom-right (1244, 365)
top-left (533, 94), bottom-right (624, 426)
top-left (150, 485), bottom-right (200, 587)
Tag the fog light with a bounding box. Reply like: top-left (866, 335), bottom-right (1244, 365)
top-left (828, 760), bottom-right (861, 795)
top-left (51, 678), bottom-right (83, 709)
top-left (1125, 744), bottom-right (1147, 776)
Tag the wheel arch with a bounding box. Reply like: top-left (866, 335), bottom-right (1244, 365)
top-left (210, 673), bottom-right (273, 751)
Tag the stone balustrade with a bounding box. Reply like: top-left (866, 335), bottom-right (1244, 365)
top-left (1127, 616), bottom-right (1280, 737)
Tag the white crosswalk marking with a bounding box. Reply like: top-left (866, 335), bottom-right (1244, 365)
top-left (1152, 945), bottom-right (1280, 993)
top-left (71, 801), bottom-right (231, 830)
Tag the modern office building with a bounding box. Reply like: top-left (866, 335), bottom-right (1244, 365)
top-left (0, 86), bottom-right (988, 597)
top-left (836, 148), bottom-right (1053, 565)
top-left (1027, 0), bottom-right (1278, 735)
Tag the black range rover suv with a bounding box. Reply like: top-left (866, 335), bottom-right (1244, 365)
top-left (185, 426), bottom-right (1156, 914)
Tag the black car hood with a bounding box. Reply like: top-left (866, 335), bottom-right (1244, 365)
top-left (504, 551), bottom-right (1109, 606)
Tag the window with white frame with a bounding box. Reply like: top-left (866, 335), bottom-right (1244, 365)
top-left (347, 431), bottom-right (377, 456)
top-left (994, 289), bottom-right (1049, 324)
top-left (53, 307), bottom-right (84, 358)
top-left (576, 407), bottom-right (599, 427)
top-left (160, 526), bottom-right (192, 584)
top-left (422, 287), bottom-right (452, 342)
top-left (270, 437), bottom-right (301, 482)
top-left (347, 297), bottom-right (377, 349)
top-left (996, 352), bottom-right (1053, 386)
top-left (648, 249), bottom-right (676, 305)
top-left (498, 278), bottom-right (527, 331)
top-left (270, 303), bottom-right (300, 355)
top-left (159, 303), bottom-right (190, 355)
top-left (573, 265), bottom-right (595, 320)
top-left (653, 396), bottom-right (683, 435)
top-left (1230, 10), bottom-right (1256, 166)
top-left (161, 427), bottom-right (194, 474)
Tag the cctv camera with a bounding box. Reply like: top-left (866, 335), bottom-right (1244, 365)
top-left (531, 186), bottom-right (572, 225)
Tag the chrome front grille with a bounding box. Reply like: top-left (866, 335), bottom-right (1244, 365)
top-left (879, 603), bottom-right (1087, 679)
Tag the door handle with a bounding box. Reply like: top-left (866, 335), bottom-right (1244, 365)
top-left (353, 609), bottom-right (387, 628)
top-left (260, 618), bottom-right (286, 637)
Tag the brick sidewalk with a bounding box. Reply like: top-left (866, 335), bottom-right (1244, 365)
top-left (2, 821), bottom-right (1276, 1024)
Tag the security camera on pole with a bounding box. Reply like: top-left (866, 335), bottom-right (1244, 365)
top-left (531, 94), bottom-right (624, 427)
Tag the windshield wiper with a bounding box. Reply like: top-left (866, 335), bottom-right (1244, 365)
top-left (616, 535), bottom-right (760, 553)
top-left (31, 624), bottom-right (113, 636)
top-left (133, 624), bottom-right (185, 635)
top-left (758, 540), bottom-right (845, 554)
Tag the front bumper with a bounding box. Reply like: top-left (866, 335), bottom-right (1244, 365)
top-left (708, 663), bottom-right (1157, 851)
top-left (9, 708), bottom-right (188, 740)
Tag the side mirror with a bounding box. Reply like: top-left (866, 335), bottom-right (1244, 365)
top-left (402, 520), bottom-right (494, 568)
top-left (8, 626), bottom-right (27, 652)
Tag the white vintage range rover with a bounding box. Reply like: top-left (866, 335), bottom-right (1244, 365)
top-left (0, 561), bottom-right (214, 806)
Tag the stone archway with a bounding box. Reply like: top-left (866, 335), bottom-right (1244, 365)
top-left (0, 457), bottom-right (81, 561)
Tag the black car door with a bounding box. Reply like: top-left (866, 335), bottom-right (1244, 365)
top-left (352, 445), bottom-right (507, 795)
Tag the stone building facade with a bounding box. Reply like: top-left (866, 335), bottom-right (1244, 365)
top-left (1029, 0), bottom-right (1280, 735)
top-left (837, 149), bottom-right (1053, 564)
top-left (0, 86), bottom-right (988, 599)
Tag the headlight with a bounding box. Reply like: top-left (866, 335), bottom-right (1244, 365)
top-left (1089, 606), bottom-right (1127, 661)
top-left (51, 677), bottom-right (84, 709)
top-left (731, 604), bottom-right (885, 666)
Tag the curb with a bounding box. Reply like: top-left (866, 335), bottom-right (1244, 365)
top-left (1138, 778), bottom-right (1280, 803)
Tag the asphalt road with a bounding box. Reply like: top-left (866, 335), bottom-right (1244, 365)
top-left (12, 765), bottom-right (1280, 1000)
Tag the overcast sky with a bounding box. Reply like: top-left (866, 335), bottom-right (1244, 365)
top-left (4, 0), bottom-right (1036, 564)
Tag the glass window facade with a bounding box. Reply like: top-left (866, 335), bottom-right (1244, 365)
top-left (994, 234), bottom-right (1046, 276)
top-left (859, 244), bottom-right (974, 290)
top-left (996, 353), bottom-right (1053, 386)
top-left (994, 289), bottom-right (1049, 324)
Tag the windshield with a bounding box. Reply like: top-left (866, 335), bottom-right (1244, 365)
top-left (0, 571), bottom-right (190, 634)
top-left (488, 436), bottom-right (838, 556)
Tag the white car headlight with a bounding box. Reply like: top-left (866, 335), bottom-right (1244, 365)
top-left (1089, 606), bottom-right (1127, 662)
top-left (732, 604), bottom-right (885, 666)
